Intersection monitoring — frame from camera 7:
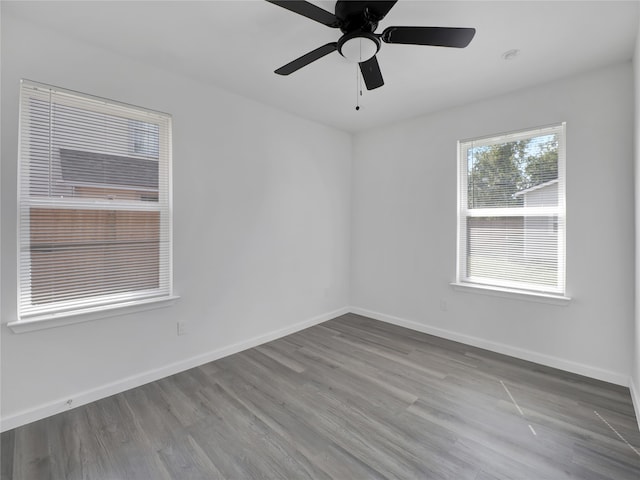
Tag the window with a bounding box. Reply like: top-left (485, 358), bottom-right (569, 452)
top-left (457, 123), bottom-right (566, 296)
top-left (17, 80), bottom-right (173, 323)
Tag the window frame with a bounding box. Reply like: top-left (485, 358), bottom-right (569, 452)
top-left (11, 80), bottom-right (177, 332)
top-left (455, 123), bottom-right (568, 299)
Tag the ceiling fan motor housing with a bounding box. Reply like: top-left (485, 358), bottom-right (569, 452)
top-left (335, 1), bottom-right (383, 33)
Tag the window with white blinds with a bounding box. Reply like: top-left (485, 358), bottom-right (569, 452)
top-left (17, 80), bottom-right (173, 322)
top-left (457, 123), bottom-right (566, 295)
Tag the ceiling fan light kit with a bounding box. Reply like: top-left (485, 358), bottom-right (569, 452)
top-left (266, 0), bottom-right (476, 91)
top-left (338, 32), bottom-right (380, 63)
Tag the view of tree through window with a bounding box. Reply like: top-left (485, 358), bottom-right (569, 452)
top-left (467, 134), bottom-right (558, 209)
top-left (458, 124), bottom-right (566, 295)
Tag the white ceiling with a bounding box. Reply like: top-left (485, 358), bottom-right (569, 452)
top-left (4, 1), bottom-right (639, 132)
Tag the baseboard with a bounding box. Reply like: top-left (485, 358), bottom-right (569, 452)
top-left (349, 306), bottom-right (629, 387)
top-left (630, 375), bottom-right (640, 432)
top-left (0, 306), bottom-right (350, 432)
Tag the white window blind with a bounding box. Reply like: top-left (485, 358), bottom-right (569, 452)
top-left (18, 80), bottom-right (173, 321)
top-left (457, 123), bottom-right (566, 295)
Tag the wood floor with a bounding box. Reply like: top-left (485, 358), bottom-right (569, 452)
top-left (2, 313), bottom-right (639, 479)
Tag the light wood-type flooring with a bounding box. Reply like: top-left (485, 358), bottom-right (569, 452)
top-left (2, 313), bottom-right (640, 479)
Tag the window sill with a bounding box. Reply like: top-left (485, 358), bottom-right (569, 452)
top-left (450, 282), bottom-right (571, 305)
top-left (7, 295), bottom-right (180, 333)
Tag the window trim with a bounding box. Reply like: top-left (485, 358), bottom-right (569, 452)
top-left (14, 79), bottom-right (175, 330)
top-left (450, 282), bottom-right (571, 305)
top-left (455, 122), bottom-right (567, 298)
top-left (8, 296), bottom-right (180, 333)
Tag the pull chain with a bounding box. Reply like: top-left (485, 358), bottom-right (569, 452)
top-left (359, 40), bottom-right (363, 97)
top-left (356, 64), bottom-right (362, 110)
top-left (355, 39), bottom-right (364, 111)
top-left (355, 65), bottom-right (363, 111)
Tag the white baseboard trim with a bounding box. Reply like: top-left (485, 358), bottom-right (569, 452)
top-left (349, 306), bottom-right (630, 387)
top-left (630, 376), bottom-right (640, 432)
top-left (0, 306), bottom-right (350, 432)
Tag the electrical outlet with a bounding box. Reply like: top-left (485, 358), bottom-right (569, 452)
top-left (177, 321), bottom-right (189, 336)
top-left (439, 299), bottom-right (448, 312)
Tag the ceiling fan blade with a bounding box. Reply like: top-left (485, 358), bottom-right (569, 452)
top-left (275, 42), bottom-right (338, 75)
top-left (266, 1), bottom-right (341, 28)
top-left (381, 26), bottom-right (476, 48)
top-left (365, 1), bottom-right (398, 21)
top-left (359, 56), bottom-right (384, 90)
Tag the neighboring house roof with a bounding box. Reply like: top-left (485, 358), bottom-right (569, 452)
top-left (513, 178), bottom-right (558, 197)
top-left (60, 148), bottom-right (158, 190)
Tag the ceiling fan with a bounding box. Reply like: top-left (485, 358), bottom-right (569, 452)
top-left (266, 0), bottom-right (476, 90)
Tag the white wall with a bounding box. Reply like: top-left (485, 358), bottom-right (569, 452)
top-left (351, 63), bottom-right (635, 385)
top-left (632, 12), bottom-right (640, 425)
top-left (1, 14), bottom-right (351, 428)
